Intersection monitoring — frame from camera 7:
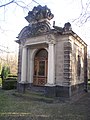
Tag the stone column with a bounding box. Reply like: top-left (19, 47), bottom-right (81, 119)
top-left (29, 50), bottom-right (34, 84)
top-left (47, 43), bottom-right (55, 85)
top-left (21, 47), bottom-right (27, 83)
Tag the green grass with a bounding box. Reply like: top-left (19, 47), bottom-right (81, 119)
top-left (0, 89), bottom-right (90, 120)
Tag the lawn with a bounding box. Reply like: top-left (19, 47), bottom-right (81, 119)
top-left (0, 89), bottom-right (90, 120)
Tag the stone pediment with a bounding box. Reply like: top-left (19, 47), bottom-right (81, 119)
top-left (18, 21), bottom-right (51, 40)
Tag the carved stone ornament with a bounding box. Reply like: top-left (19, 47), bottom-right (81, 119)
top-left (25, 5), bottom-right (54, 23)
top-left (46, 34), bottom-right (56, 44)
top-left (18, 21), bottom-right (51, 39)
top-left (64, 22), bottom-right (72, 31)
top-left (53, 22), bottom-right (72, 33)
top-left (18, 5), bottom-right (54, 39)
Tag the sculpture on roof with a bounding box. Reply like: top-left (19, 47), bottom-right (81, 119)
top-left (17, 5), bottom-right (54, 39)
top-left (53, 21), bottom-right (72, 33)
top-left (25, 5), bottom-right (54, 23)
top-left (64, 22), bottom-right (72, 31)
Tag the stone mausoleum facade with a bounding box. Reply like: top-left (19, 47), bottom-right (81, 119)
top-left (16, 5), bottom-right (88, 98)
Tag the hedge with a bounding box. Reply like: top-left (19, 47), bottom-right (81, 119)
top-left (8, 74), bottom-right (17, 78)
top-left (2, 78), bottom-right (17, 90)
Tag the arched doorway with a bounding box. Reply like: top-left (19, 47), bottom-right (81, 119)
top-left (33, 49), bottom-right (48, 86)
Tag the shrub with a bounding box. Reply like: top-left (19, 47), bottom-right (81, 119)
top-left (1, 66), bottom-right (10, 80)
top-left (8, 74), bottom-right (17, 78)
top-left (1, 66), bottom-right (17, 90)
top-left (2, 79), bottom-right (17, 90)
top-left (6, 77), bottom-right (17, 81)
top-left (2, 75), bottom-right (17, 90)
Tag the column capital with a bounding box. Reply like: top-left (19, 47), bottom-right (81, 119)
top-left (22, 46), bottom-right (28, 49)
top-left (47, 34), bottom-right (56, 44)
top-left (48, 40), bottom-right (56, 44)
top-left (45, 83), bottom-right (56, 87)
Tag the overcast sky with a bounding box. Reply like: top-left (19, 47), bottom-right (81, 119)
top-left (0, 0), bottom-right (90, 53)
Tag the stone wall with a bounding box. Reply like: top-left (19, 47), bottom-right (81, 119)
top-left (55, 38), bottom-right (64, 85)
top-left (69, 35), bottom-right (85, 85)
top-left (55, 35), bottom-right (71, 86)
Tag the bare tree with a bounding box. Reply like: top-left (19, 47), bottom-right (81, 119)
top-left (0, 0), bottom-right (39, 73)
top-left (0, 0), bottom-right (40, 30)
top-left (0, 0), bottom-right (40, 23)
top-left (0, 0), bottom-right (39, 8)
top-left (72, 0), bottom-right (90, 25)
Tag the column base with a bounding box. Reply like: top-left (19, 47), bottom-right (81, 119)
top-left (17, 82), bottom-right (29, 93)
top-left (45, 83), bottom-right (55, 86)
top-left (45, 86), bottom-right (56, 97)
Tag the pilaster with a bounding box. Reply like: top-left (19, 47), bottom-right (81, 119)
top-left (46, 42), bottom-right (55, 86)
top-left (21, 47), bottom-right (27, 83)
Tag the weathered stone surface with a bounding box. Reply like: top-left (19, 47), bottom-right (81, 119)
top-left (16, 5), bottom-right (88, 98)
top-left (17, 5), bottom-right (54, 39)
top-left (18, 21), bottom-right (51, 39)
top-left (25, 5), bottom-right (54, 23)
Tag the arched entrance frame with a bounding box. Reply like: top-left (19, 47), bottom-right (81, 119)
top-left (20, 42), bottom-right (55, 86)
top-left (29, 48), bottom-right (48, 86)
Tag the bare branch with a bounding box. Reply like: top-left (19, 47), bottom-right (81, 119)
top-left (81, 0), bottom-right (84, 11)
top-left (0, 0), bottom-right (41, 15)
top-left (72, 0), bottom-right (90, 26)
top-left (32, 0), bottom-right (40, 5)
top-left (14, 1), bottom-right (29, 11)
top-left (84, 16), bottom-right (90, 23)
top-left (0, 0), bottom-right (15, 8)
top-left (0, 0), bottom-right (40, 8)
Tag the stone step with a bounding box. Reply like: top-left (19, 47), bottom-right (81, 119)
top-left (13, 90), bottom-right (54, 103)
top-left (27, 86), bottom-right (46, 94)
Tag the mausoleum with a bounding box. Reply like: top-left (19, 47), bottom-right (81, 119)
top-left (16, 5), bottom-right (88, 98)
